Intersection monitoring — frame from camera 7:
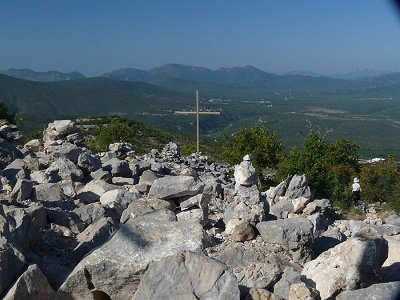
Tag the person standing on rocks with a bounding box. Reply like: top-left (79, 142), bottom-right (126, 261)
top-left (352, 177), bottom-right (362, 205)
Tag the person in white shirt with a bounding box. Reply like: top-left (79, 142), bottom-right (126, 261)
top-left (352, 177), bottom-right (362, 203)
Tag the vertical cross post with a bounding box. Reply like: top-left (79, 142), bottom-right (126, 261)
top-left (175, 90), bottom-right (220, 153)
top-left (196, 89), bottom-right (200, 153)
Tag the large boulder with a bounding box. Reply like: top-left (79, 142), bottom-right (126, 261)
top-left (225, 219), bottom-right (256, 242)
top-left (119, 200), bottom-right (158, 224)
top-left (234, 155), bottom-right (258, 187)
top-left (244, 289), bottom-right (282, 300)
top-left (32, 183), bottom-right (68, 202)
top-left (100, 189), bottom-right (141, 217)
top-left (285, 174), bottom-right (311, 199)
top-left (57, 212), bottom-right (209, 299)
top-left (0, 138), bottom-right (23, 169)
top-left (43, 120), bottom-right (83, 144)
top-left (0, 238), bottom-right (26, 295)
top-left (148, 175), bottom-right (205, 200)
top-left (77, 180), bottom-right (121, 204)
top-left (307, 211), bottom-right (331, 238)
top-left (313, 225), bottom-right (347, 256)
top-left (133, 251), bottom-right (240, 300)
top-left (138, 169), bottom-right (160, 186)
top-left (46, 157), bottom-right (84, 182)
top-left (0, 120), bottom-right (23, 144)
top-left (102, 157), bottom-right (132, 177)
top-left (77, 152), bottom-right (101, 176)
top-left (2, 264), bottom-right (56, 300)
top-left (2, 203), bottom-right (47, 253)
top-left (2, 158), bottom-right (27, 185)
top-left (10, 178), bottom-right (33, 203)
top-left (337, 281), bottom-right (400, 300)
top-left (30, 171), bottom-right (53, 184)
top-left (301, 227), bottom-right (388, 299)
top-left (0, 205), bottom-right (26, 282)
top-left (384, 214), bottom-right (400, 226)
top-left (224, 184), bottom-right (268, 227)
top-left (208, 244), bottom-right (284, 296)
top-left (73, 217), bottom-right (119, 260)
top-left (273, 266), bottom-right (302, 299)
top-left (177, 192), bottom-right (211, 226)
top-left (73, 203), bottom-right (107, 229)
top-left (23, 138), bottom-right (43, 152)
top-left (381, 235), bottom-right (400, 282)
top-left (269, 198), bottom-right (294, 219)
top-left (53, 120), bottom-right (77, 136)
top-left (265, 179), bottom-right (288, 207)
top-left (45, 142), bottom-right (83, 164)
top-left (256, 218), bottom-right (314, 264)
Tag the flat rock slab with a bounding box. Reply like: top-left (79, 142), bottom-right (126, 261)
top-left (148, 175), bottom-right (205, 200)
top-left (133, 251), bottom-right (240, 300)
top-left (301, 227), bottom-right (388, 300)
top-left (57, 213), bottom-right (206, 300)
top-left (256, 218), bottom-right (314, 264)
top-left (337, 281), bottom-right (400, 300)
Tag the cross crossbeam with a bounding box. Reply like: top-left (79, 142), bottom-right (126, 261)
top-left (175, 90), bottom-right (220, 153)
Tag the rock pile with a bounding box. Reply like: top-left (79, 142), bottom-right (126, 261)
top-left (0, 119), bottom-right (400, 299)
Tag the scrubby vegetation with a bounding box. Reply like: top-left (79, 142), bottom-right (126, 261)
top-left (277, 129), bottom-right (361, 208)
top-left (220, 123), bottom-right (400, 213)
top-left (78, 116), bottom-right (200, 156)
top-left (359, 156), bottom-right (400, 212)
top-left (2, 93), bottom-right (400, 214)
top-left (0, 97), bottom-right (19, 124)
top-left (220, 125), bottom-right (283, 180)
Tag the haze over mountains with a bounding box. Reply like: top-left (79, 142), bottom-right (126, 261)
top-left (0, 64), bottom-right (396, 83)
top-left (1, 63), bottom-right (400, 158)
top-left (2, 64), bottom-right (400, 100)
top-left (1, 64), bottom-right (400, 116)
top-left (0, 68), bottom-right (86, 82)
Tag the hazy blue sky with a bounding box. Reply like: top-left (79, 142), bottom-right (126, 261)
top-left (1, 0), bottom-right (400, 76)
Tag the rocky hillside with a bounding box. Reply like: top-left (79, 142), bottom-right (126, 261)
top-left (0, 119), bottom-right (400, 299)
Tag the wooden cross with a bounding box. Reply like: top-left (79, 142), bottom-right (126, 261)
top-left (175, 90), bottom-right (220, 153)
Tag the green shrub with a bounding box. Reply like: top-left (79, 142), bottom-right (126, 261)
top-left (88, 121), bottom-right (135, 152)
top-left (0, 98), bottom-right (20, 124)
top-left (82, 116), bottom-right (197, 155)
top-left (359, 155), bottom-right (400, 207)
top-left (277, 130), bottom-right (360, 204)
top-left (220, 125), bottom-right (283, 171)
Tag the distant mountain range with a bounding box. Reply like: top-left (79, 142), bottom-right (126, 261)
top-left (0, 64), bottom-right (395, 83)
top-left (101, 64), bottom-right (397, 84)
top-left (1, 65), bottom-right (400, 116)
top-left (101, 64), bottom-right (281, 84)
top-left (0, 74), bottom-right (187, 117)
top-left (284, 69), bottom-right (394, 80)
top-left (1, 64), bottom-right (400, 158)
top-left (98, 64), bottom-right (400, 96)
top-left (0, 68), bottom-right (86, 82)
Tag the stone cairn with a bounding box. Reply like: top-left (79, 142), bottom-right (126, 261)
top-left (0, 119), bottom-right (399, 299)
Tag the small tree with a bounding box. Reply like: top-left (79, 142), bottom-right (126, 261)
top-left (220, 125), bottom-right (283, 174)
top-left (360, 155), bottom-right (400, 205)
top-left (277, 129), bottom-right (360, 206)
top-left (0, 98), bottom-right (19, 124)
top-left (88, 120), bottom-right (135, 152)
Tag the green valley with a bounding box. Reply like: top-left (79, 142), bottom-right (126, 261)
top-left (1, 65), bottom-right (400, 159)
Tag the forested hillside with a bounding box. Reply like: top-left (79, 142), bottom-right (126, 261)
top-left (1, 67), bottom-right (400, 158)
